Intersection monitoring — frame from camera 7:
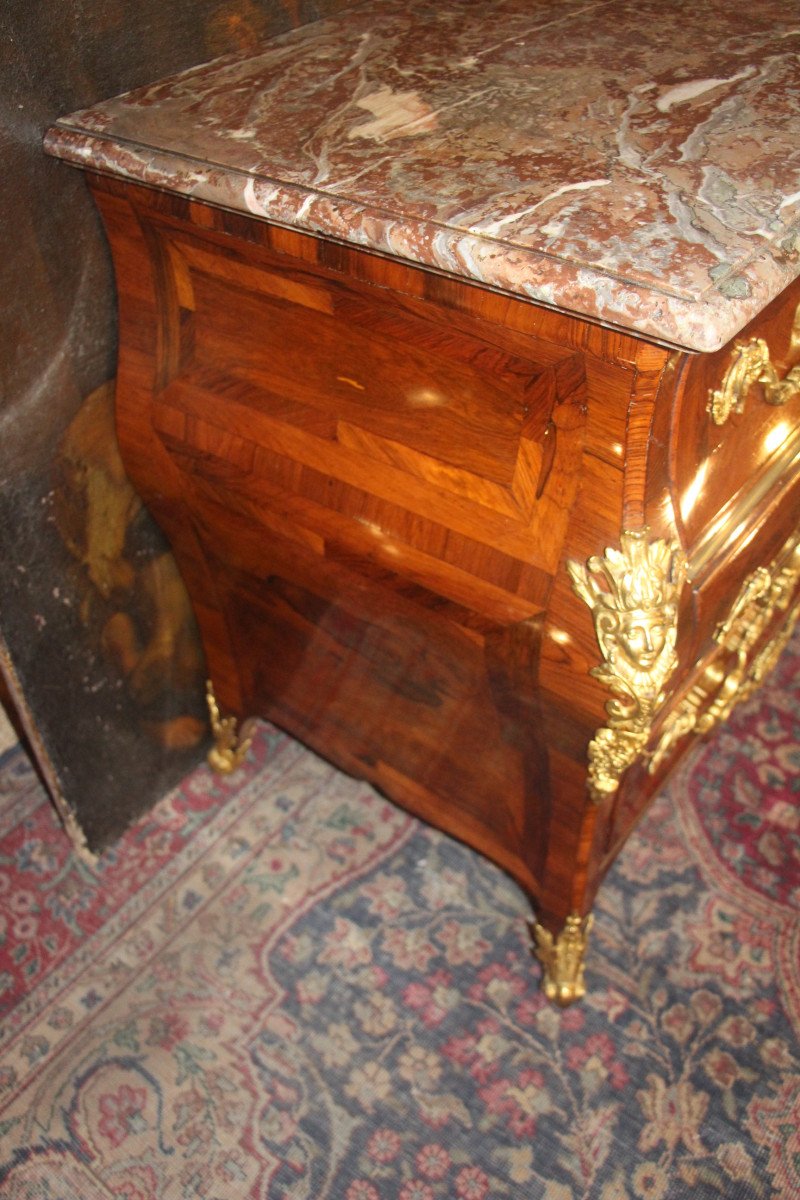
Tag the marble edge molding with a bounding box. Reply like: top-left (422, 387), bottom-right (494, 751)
top-left (43, 122), bottom-right (800, 355)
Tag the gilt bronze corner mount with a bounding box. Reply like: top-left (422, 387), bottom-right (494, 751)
top-left (568, 530), bottom-right (686, 803)
top-left (205, 680), bottom-right (254, 774)
top-left (532, 914), bottom-right (593, 1007)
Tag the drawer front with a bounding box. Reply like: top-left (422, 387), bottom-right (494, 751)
top-left (654, 524), bottom-right (800, 772)
top-left (608, 517), bottom-right (800, 849)
top-left (671, 279), bottom-right (800, 579)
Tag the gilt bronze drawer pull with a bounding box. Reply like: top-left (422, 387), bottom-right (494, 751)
top-left (708, 307), bottom-right (800, 425)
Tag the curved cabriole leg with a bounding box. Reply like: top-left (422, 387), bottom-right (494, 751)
top-left (531, 913), bottom-right (593, 1006)
top-left (205, 680), bottom-right (254, 774)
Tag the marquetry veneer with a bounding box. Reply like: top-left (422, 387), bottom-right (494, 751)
top-left (85, 172), bottom-right (800, 1001)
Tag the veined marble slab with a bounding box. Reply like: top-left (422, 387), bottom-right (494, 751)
top-left (44, 0), bottom-right (800, 352)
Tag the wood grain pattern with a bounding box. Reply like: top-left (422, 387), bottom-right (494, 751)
top-left (91, 171), bottom-right (800, 941)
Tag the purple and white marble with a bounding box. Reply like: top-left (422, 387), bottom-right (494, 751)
top-left (44, 0), bottom-right (800, 351)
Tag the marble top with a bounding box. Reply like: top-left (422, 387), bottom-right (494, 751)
top-left (44, 0), bottom-right (800, 352)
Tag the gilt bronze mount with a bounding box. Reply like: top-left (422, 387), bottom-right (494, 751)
top-left (708, 303), bottom-right (800, 425)
top-left (651, 528), bottom-right (800, 771)
top-left (532, 914), bottom-right (593, 1007)
top-left (205, 681), bottom-right (254, 774)
top-left (568, 530), bottom-right (686, 803)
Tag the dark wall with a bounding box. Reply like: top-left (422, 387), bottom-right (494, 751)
top-left (0, 0), bottom-right (352, 849)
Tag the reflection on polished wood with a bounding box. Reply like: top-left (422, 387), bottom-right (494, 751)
top-left (89, 173), bottom-right (800, 1001)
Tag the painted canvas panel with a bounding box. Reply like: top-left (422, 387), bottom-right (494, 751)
top-left (0, 0), bottom-right (355, 849)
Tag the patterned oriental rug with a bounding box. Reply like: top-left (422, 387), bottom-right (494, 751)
top-left (1, 638), bottom-right (799, 1200)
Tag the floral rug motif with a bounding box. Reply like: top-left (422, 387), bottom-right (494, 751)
top-left (0, 631), bottom-right (799, 1199)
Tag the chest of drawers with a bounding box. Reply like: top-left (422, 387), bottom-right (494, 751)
top-left (45, 0), bottom-right (800, 1002)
